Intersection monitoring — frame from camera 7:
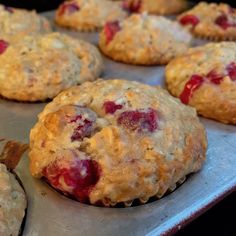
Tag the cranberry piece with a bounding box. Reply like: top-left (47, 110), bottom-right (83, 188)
top-left (215, 15), bottom-right (230, 29)
top-left (68, 115), bottom-right (94, 142)
top-left (104, 21), bottom-right (121, 45)
top-left (117, 108), bottom-right (158, 132)
top-left (0, 40), bottom-right (9, 55)
top-left (206, 70), bottom-right (224, 84)
top-left (122, 0), bottom-right (142, 13)
top-left (103, 101), bottom-right (123, 114)
top-left (43, 159), bottom-right (100, 203)
top-left (179, 15), bottom-right (200, 27)
top-left (4, 5), bottom-right (14, 13)
top-left (58, 2), bottom-right (80, 16)
top-left (180, 75), bottom-right (204, 104)
top-left (226, 62), bottom-right (236, 81)
top-left (228, 6), bottom-right (236, 14)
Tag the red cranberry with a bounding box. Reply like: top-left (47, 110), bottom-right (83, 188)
top-left (214, 14), bottom-right (236, 29)
top-left (206, 70), bottom-right (224, 84)
top-left (104, 21), bottom-right (121, 45)
top-left (0, 40), bottom-right (9, 55)
top-left (68, 115), bottom-right (94, 142)
top-left (179, 15), bottom-right (200, 27)
top-left (228, 6), bottom-right (236, 14)
top-left (117, 108), bottom-right (158, 132)
top-left (43, 158), bottom-right (100, 203)
top-left (226, 62), bottom-right (236, 81)
top-left (122, 0), bottom-right (142, 13)
top-left (179, 75), bottom-right (204, 104)
top-left (103, 101), bottom-right (123, 114)
top-left (58, 2), bottom-right (80, 16)
top-left (4, 6), bottom-right (14, 13)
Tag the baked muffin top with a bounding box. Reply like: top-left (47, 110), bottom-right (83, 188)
top-left (29, 79), bottom-right (207, 206)
top-left (122, 0), bottom-right (187, 15)
top-left (166, 42), bottom-right (236, 124)
top-left (0, 163), bottom-right (26, 236)
top-left (178, 2), bottom-right (236, 41)
top-left (99, 14), bottom-right (192, 65)
top-left (0, 4), bottom-right (51, 42)
top-left (55, 0), bottom-right (127, 31)
top-left (0, 33), bottom-right (103, 101)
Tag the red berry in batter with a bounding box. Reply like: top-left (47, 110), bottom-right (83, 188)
top-left (104, 21), bottom-right (121, 44)
top-left (179, 15), bottom-right (200, 27)
top-left (122, 0), bottom-right (142, 13)
top-left (0, 40), bottom-right (9, 54)
top-left (206, 70), bottom-right (223, 85)
top-left (58, 2), bottom-right (80, 16)
top-left (68, 115), bottom-right (94, 142)
top-left (103, 101), bottom-right (123, 114)
top-left (179, 75), bottom-right (204, 104)
top-left (118, 108), bottom-right (158, 132)
top-left (43, 158), bottom-right (100, 203)
top-left (226, 62), bottom-right (236, 81)
top-left (4, 6), bottom-right (14, 13)
top-left (215, 14), bottom-right (231, 29)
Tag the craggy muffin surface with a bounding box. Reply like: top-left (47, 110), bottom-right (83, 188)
top-left (0, 163), bottom-right (26, 236)
top-left (29, 79), bottom-right (207, 206)
top-left (0, 32), bottom-right (103, 102)
top-left (122, 0), bottom-right (187, 15)
top-left (55, 0), bottom-right (127, 31)
top-left (99, 14), bottom-right (192, 65)
top-left (0, 4), bottom-right (51, 42)
top-left (178, 2), bottom-right (236, 41)
top-left (166, 42), bottom-right (236, 124)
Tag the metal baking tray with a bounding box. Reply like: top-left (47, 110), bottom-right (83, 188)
top-left (0, 11), bottom-right (236, 236)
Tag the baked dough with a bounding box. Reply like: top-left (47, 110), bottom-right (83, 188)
top-left (29, 79), bottom-right (207, 206)
top-left (166, 42), bottom-right (236, 124)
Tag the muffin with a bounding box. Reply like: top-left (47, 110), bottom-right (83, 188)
top-left (0, 4), bottom-right (51, 43)
top-left (55, 0), bottom-right (127, 31)
top-left (166, 42), bottom-right (236, 124)
top-left (99, 14), bottom-right (192, 65)
top-left (0, 164), bottom-right (26, 236)
top-left (122, 0), bottom-right (188, 15)
top-left (0, 140), bottom-right (27, 236)
top-left (0, 32), bottom-right (103, 102)
top-left (178, 2), bottom-right (236, 41)
top-left (29, 79), bottom-right (207, 206)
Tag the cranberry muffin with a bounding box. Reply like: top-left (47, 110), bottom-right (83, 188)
top-left (166, 42), bottom-right (236, 124)
top-left (0, 4), bottom-right (51, 43)
top-left (122, 0), bottom-right (187, 15)
top-left (0, 33), bottom-right (103, 102)
top-left (178, 2), bottom-right (236, 41)
top-left (0, 163), bottom-right (26, 236)
top-left (99, 14), bottom-right (192, 65)
top-left (55, 0), bottom-right (127, 31)
top-left (29, 79), bottom-right (207, 206)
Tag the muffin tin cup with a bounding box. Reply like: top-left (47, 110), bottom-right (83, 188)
top-left (0, 11), bottom-right (236, 236)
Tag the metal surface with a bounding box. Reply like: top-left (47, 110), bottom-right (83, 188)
top-left (0, 11), bottom-right (235, 236)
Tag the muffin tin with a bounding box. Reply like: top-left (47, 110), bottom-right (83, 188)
top-left (0, 11), bottom-right (236, 236)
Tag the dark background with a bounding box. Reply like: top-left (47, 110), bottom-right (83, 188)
top-left (0, 0), bottom-right (235, 11)
top-left (0, 0), bottom-right (235, 235)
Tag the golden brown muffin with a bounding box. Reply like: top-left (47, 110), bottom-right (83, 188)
top-left (29, 79), bottom-right (207, 206)
top-left (122, 0), bottom-right (188, 15)
top-left (99, 13), bottom-right (192, 65)
top-left (0, 163), bottom-right (26, 236)
top-left (178, 2), bottom-right (236, 41)
top-left (166, 42), bottom-right (236, 124)
top-left (0, 4), bottom-right (51, 43)
top-left (55, 0), bottom-right (127, 31)
top-left (0, 32), bottom-right (103, 102)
